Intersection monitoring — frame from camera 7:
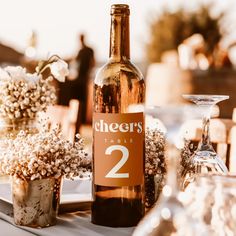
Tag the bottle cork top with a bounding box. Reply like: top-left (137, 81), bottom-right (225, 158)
top-left (110, 4), bottom-right (130, 15)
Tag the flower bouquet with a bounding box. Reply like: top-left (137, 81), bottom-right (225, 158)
top-left (145, 127), bottom-right (166, 209)
top-left (0, 56), bottom-right (69, 136)
top-left (0, 126), bottom-right (91, 228)
top-left (144, 129), bottom-right (197, 208)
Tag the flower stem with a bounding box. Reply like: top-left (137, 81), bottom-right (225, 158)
top-left (36, 55), bottom-right (61, 75)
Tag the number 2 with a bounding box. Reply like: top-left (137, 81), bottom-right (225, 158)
top-left (105, 145), bottom-right (129, 178)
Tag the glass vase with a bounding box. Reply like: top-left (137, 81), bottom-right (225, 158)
top-left (12, 176), bottom-right (62, 228)
top-left (0, 117), bottom-right (38, 150)
top-left (0, 117), bottom-right (38, 137)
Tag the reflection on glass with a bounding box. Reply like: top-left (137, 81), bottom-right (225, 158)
top-left (211, 175), bottom-right (236, 235)
top-left (184, 174), bottom-right (236, 235)
top-left (183, 175), bottom-right (215, 234)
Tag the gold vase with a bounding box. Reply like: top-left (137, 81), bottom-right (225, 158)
top-left (12, 176), bottom-right (62, 228)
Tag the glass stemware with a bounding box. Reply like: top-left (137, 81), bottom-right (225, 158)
top-left (211, 175), bottom-right (236, 235)
top-left (184, 174), bottom-right (236, 235)
top-left (182, 95), bottom-right (229, 188)
top-left (133, 105), bottom-right (208, 236)
top-left (183, 175), bottom-right (215, 234)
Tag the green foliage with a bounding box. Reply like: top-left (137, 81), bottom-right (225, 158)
top-left (147, 5), bottom-right (224, 62)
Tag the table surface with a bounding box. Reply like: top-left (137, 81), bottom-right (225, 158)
top-left (1, 220), bottom-right (36, 236)
top-left (0, 178), bottom-right (134, 236)
top-left (0, 211), bottom-right (134, 236)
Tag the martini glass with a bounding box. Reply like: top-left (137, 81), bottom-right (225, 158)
top-left (133, 105), bottom-right (208, 236)
top-left (182, 95), bottom-right (229, 188)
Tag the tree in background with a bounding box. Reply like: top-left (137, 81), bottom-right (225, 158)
top-left (147, 4), bottom-right (225, 63)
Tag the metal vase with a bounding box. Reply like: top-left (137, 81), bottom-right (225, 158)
top-left (12, 176), bottom-right (62, 228)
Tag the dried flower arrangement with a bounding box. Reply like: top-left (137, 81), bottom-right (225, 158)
top-left (0, 55), bottom-right (69, 120)
top-left (145, 127), bottom-right (166, 208)
top-left (0, 125), bottom-right (91, 180)
top-left (145, 129), bottom-right (198, 207)
top-left (0, 124), bottom-right (91, 227)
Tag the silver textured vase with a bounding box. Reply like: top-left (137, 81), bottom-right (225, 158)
top-left (12, 176), bottom-right (62, 228)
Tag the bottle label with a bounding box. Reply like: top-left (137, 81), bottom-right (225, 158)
top-left (93, 112), bottom-right (144, 187)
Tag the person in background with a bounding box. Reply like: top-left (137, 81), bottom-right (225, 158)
top-left (73, 33), bottom-right (95, 123)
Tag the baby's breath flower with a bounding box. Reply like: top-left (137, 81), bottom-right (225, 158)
top-left (0, 55), bottom-right (68, 120)
top-left (145, 128), bottom-right (166, 176)
top-left (179, 139), bottom-right (197, 185)
top-left (0, 126), bottom-right (91, 180)
top-left (145, 127), bottom-right (166, 208)
top-left (0, 69), bottom-right (56, 120)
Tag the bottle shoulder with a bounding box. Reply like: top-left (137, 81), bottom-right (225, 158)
top-left (94, 60), bottom-right (144, 86)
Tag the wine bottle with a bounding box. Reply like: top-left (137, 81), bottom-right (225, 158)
top-left (92, 4), bottom-right (145, 227)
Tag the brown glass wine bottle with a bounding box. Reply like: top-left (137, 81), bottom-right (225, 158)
top-left (92, 4), bottom-right (145, 227)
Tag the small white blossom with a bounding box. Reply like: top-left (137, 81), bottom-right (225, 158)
top-left (145, 128), bottom-right (166, 208)
top-left (49, 59), bottom-right (69, 82)
top-left (0, 68), bottom-right (11, 81)
top-left (145, 128), bottom-right (166, 176)
top-left (5, 66), bottom-right (26, 80)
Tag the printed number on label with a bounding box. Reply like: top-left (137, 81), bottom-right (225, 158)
top-left (105, 145), bottom-right (129, 178)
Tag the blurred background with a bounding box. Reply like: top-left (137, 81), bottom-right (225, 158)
top-left (1, 0), bottom-right (236, 124)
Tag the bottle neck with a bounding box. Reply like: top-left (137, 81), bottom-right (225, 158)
top-left (109, 14), bottom-right (130, 61)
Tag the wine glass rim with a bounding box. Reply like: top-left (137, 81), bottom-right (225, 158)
top-left (195, 174), bottom-right (236, 188)
top-left (212, 174), bottom-right (236, 180)
top-left (145, 104), bottom-right (205, 114)
top-left (145, 104), bottom-right (197, 110)
top-left (144, 104), bottom-right (206, 127)
top-left (197, 173), bottom-right (236, 179)
top-left (182, 94), bottom-right (229, 99)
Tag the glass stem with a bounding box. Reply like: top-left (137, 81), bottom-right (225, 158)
top-left (167, 164), bottom-right (179, 196)
top-left (199, 107), bottom-right (214, 151)
top-left (166, 144), bottom-right (180, 196)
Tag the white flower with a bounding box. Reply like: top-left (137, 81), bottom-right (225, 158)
top-left (0, 68), bottom-right (11, 81)
top-left (5, 66), bottom-right (27, 81)
top-left (49, 59), bottom-right (69, 82)
top-left (26, 73), bottom-right (40, 85)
